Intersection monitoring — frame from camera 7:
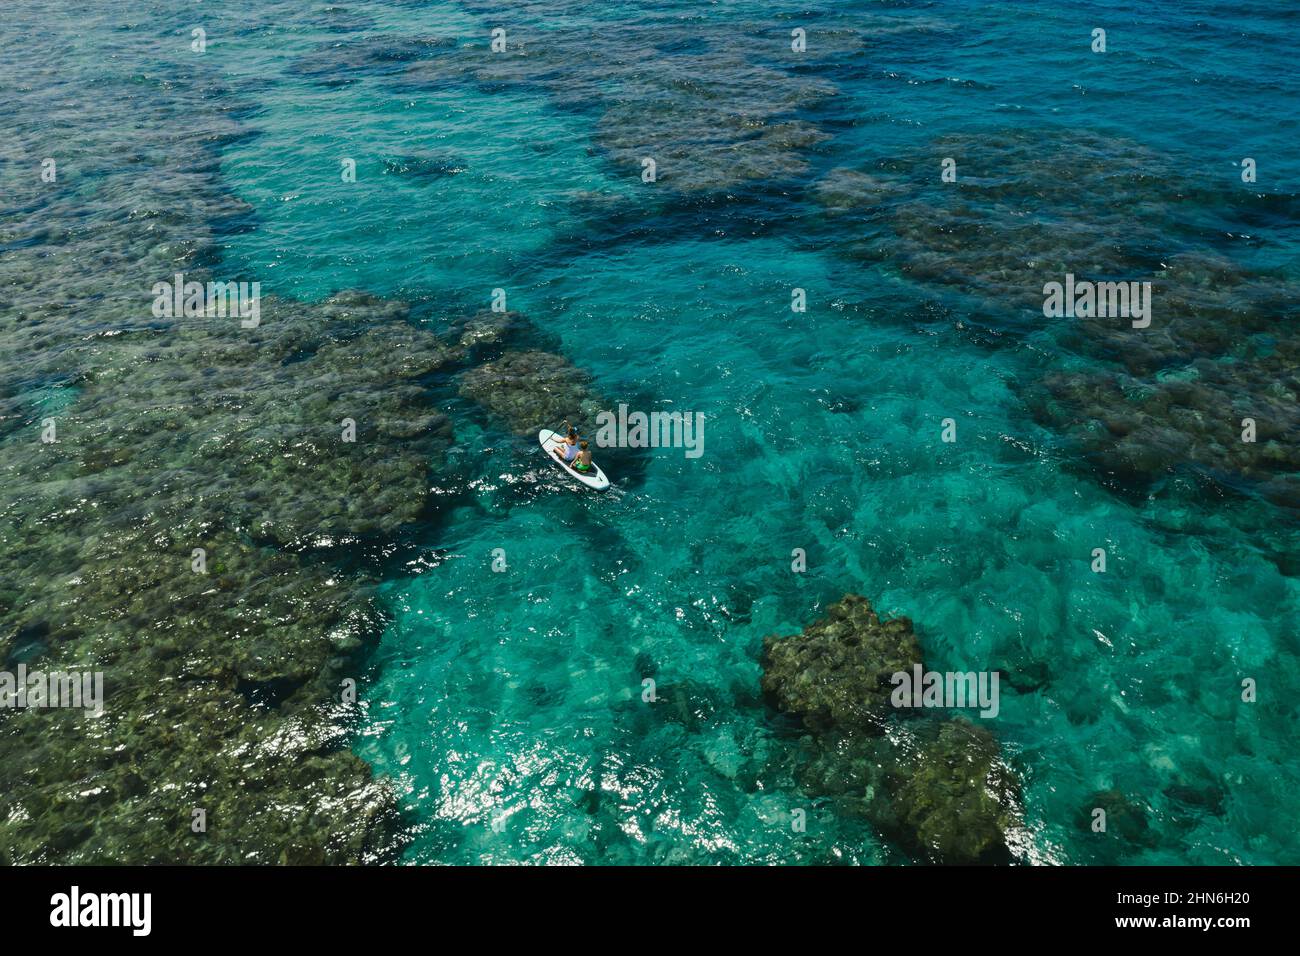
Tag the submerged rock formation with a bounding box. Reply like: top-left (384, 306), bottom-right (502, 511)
top-left (459, 349), bottom-right (605, 437)
top-left (761, 593), bottom-right (924, 734)
top-left (287, 34), bottom-right (454, 87)
top-left (0, 290), bottom-right (462, 863)
top-left (891, 719), bottom-right (1021, 863)
top-left (812, 130), bottom-right (1300, 513)
top-left (1078, 789), bottom-right (1159, 852)
top-left (762, 595), bottom-right (1023, 863)
top-left (457, 310), bottom-right (527, 351)
top-left (387, 2), bottom-right (912, 194)
top-left (0, 10), bottom-right (610, 862)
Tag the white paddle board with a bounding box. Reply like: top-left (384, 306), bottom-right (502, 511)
top-left (539, 429), bottom-right (610, 490)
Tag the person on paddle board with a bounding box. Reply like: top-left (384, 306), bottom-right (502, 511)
top-left (554, 420), bottom-right (580, 464)
top-left (571, 440), bottom-right (594, 474)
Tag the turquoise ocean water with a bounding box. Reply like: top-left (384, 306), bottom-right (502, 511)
top-left (3, 0), bottom-right (1298, 864)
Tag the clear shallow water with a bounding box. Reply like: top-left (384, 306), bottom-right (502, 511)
top-left (4, 0), bottom-right (1298, 864)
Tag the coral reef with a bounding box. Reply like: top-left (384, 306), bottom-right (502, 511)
top-left (395, 7), bottom-right (850, 193)
top-left (891, 720), bottom-right (1021, 863)
top-left (457, 310), bottom-right (527, 350)
top-left (0, 290), bottom-right (461, 863)
top-left (287, 35), bottom-right (454, 87)
top-left (459, 349), bottom-right (605, 436)
top-left (760, 593), bottom-right (924, 734)
top-left (762, 595), bottom-right (1022, 863)
top-left (0, 10), bottom-right (609, 862)
top-left (813, 130), bottom-right (1300, 510)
